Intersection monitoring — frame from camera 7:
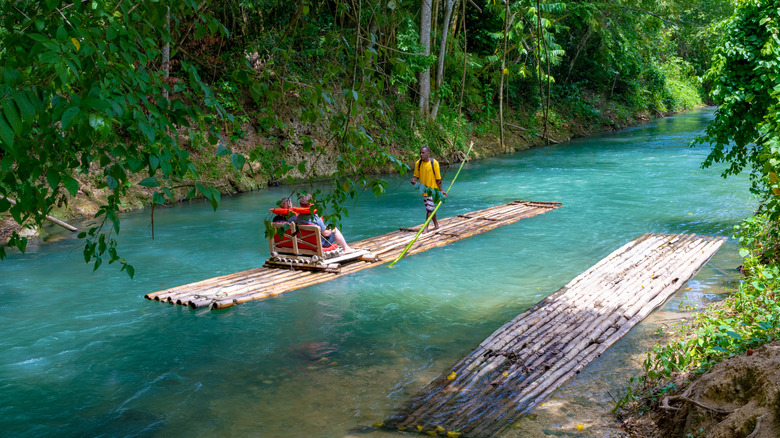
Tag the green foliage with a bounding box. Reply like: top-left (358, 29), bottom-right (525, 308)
top-left (659, 58), bottom-right (704, 112)
top-left (0, 1), bottom-right (234, 274)
top-left (392, 16), bottom-right (435, 89)
top-left (696, 0), bottom-right (780, 222)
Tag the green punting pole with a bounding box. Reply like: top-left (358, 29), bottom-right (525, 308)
top-left (388, 142), bottom-right (473, 268)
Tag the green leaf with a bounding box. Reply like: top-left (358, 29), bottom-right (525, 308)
top-left (216, 143), bottom-right (231, 157)
top-left (231, 152), bottom-right (246, 170)
top-left (138, 121), bottom-right (155, 142)
top-left (726, 331), bottom-right (742, 340)
top-left (46, 171), bottom-right (61, 190)
top-left (152, 191), bottom-right (166, 204)
top-left (149, 155), bottom-right (160, 172)
top-left (89, 113), bottom-right (107, 131)
top-left (12, 91), bottom-right (36, 121)
top-left (62, 174), bottom-right (79, 196)
top-left (138, 177), bottom-right (160, 187)
top-left (352, 89), bottom-right (358, 101)
top-left (56, 25), bottom-right (67, 41)
top-left (28, 33), bottom-right (50, 42)
top-left (0, 113), bottom-right (14, 152)
top-left (61, 106), bottom-right (81, 130)
top-left (739, 248), bottom-right (751, 258)
top-left (3, 102), bottom-right (22, 136)
top-left (122, 263), bottom-right (135, 278)
top-left (106, 26), bottom-right (118, 41)
top-left (106, 175), bottom-right (119, 190)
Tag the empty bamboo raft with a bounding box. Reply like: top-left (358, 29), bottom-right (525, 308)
top-left (145, 200), bottom-right (562, 310)
top-left (380, 232), bottom-right (727, 438)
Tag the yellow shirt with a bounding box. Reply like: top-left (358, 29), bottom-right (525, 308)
top-left (414, 159), bottom-right (441, 195)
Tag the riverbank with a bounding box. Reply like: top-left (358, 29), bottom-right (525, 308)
top-left (0, 99), bottom-right (672, 244)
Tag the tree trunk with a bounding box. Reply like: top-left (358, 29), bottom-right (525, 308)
top-left (419, 0), bottom-right (432, 117)
top-left (430, 0), bottom-right (457, 120)
top-left (162, 6), bottom-right (171, 101)
top-left (498, 0), bottom-right (509, 149)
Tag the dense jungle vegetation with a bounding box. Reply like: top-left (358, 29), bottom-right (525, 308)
top-left (2, 0), bottom-right (780, 435)
top-left (0, 0), bottom-right (733, 271)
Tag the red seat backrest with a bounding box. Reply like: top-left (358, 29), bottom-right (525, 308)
top-left (272, 223), bottom-right (295, 248)
top-left (298, 225), bottom-right (338, 252)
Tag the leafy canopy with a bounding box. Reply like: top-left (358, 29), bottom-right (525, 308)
top-left (696, 0), bottom-right (780, 220)
top-left (0, 1), bottom-right (234, 275)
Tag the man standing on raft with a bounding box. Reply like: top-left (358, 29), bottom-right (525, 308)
top-left (410, 146), bottom-right (446, 233)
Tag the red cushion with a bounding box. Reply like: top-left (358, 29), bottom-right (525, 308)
top-left (270, 207), bottom-right (295, 215)
top-left (298, 227), bottom-right (338, 252)
top-left (272, 223), bottom-right (295, 247)
top-left (292, 206), bottom-right (317, 214)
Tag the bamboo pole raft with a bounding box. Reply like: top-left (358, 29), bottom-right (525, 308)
top-left (145, 200), bottom-right (562, 310)
top-left (379, 232), bottom-right (727, 438)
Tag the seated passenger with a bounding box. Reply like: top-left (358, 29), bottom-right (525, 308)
top-left (296, 194), bottom-right (353, 252)
top-left (271, 197), bottom-right (296, 222)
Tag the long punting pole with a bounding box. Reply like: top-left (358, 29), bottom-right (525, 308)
top-left (379, 233), bottom-right (727, 437)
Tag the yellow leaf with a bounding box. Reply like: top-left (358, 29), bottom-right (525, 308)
top-left (447, 372), bottom-right (457, 380)
top-left (447, 432), bottom-right (461, 438)
top-left (773, 187), bottom-right (780, 196)
top-left (373, 422), bottom-right (383, 427)
top-left (417, 425), bottom-right (424, 431)
top-left (770, 172), bottom-right (778, 183)
top-left (576, 424), bottom-right (584, 431)
top-left (71, 38), bottom-right (80, 51)
top-left (503, 68), bottom-right (509, 75)
top-left (502, 372), bottom-right (509, 377)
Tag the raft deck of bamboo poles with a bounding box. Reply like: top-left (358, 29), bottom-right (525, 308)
top-left (145, 200), bottom-right (562, 310)
top-left (380, 232), bottom-right (727, 438)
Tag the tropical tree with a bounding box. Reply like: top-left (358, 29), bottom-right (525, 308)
top-left (0, 1), bottom-right (234, 274)
top-left (697, 0), bottom-right (780, 220)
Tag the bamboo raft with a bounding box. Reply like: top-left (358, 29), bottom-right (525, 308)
top-left (145, 200), bottom-right (562, 310)
top-left (380, 232), bottom-right (727, 438)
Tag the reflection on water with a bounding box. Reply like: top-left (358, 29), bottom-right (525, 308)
top-left (0, 108), bottom-right (753, 437)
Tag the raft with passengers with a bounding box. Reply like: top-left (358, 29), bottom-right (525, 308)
top-left (265, 194), bottom-right (376, 273)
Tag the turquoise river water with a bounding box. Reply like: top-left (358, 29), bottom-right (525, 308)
top-left (0, 108), bottom-right (756, 437)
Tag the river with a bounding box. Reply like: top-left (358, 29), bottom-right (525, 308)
top-left (0, 108), bottom-right (754, 437)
